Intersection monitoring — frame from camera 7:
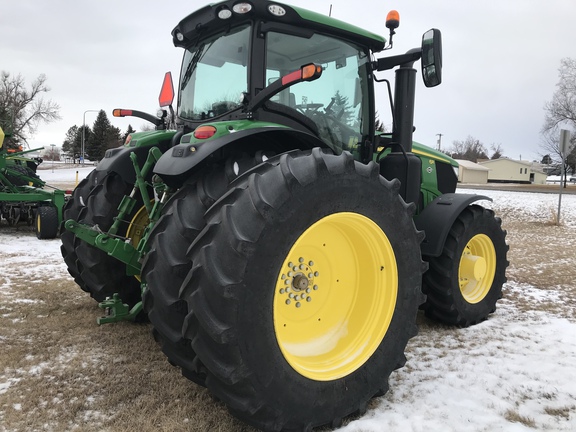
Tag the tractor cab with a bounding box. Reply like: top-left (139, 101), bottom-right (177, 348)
top-left (168, 0), bottom-right (440, 162)
top-left (177, 21), bottom-right (372, 155)
top-left (152, 0), bottom-right (443, 186)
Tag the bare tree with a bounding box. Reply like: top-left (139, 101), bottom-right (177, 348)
top-left (449, 135), bottom-right (489, 162)
top-left (540, 126), bottom-right (576, 186)
top-left (543, 58), bottom-right (576, 132)
top-left (0, 72), bottom-right (61, 149)
top-left (541, 58), bottom-right (576, 185)
top-left (490, 143), bottom-right (504, 160)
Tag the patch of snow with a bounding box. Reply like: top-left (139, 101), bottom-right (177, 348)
top-left (36, 165), bottom-right (94, 183)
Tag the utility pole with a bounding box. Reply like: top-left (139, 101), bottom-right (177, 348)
top-left (436, 133), bottom-right (443, 151)
top-left (558, 129), bottom-right (571, 224)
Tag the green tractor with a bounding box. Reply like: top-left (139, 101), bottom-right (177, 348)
top-left (62, 1), bottom-right (508, 430)
top-left (0, 126), bottom-right (65, 238)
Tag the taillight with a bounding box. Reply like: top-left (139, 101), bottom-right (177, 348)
top-left (194, 125), bottom-right (217, 139)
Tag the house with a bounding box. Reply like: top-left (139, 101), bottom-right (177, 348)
top-left (454, 159), bottom-right (490, 184)
top-left (477, 158), bottom-right (547, 184)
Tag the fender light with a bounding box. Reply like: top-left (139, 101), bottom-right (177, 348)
top-left (113, 109), bottom-right (132, 117)
top-left (194, 125), bottom-right (217, 139)
top-left (233, 3), bottom-right (252, 14)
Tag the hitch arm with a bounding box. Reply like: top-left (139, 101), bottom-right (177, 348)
top-left (64, 220), bottom-right (141, 275)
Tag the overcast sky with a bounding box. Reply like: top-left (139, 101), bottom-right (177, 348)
top-left (2, 0), bottom-right (575, 161)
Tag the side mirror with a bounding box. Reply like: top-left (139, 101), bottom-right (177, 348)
top-left (421, 29), bottom-right (442, 87)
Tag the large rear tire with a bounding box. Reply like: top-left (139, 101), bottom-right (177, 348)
top-left (142, 161), bottom-right (247, 385)
top-left (181, 149), bottom-right (425, 431)
top-left (74, 171), bottom-right (143, 306)
top-left (60, 169), bottom-right (99, 291)
top-left (422, 205), bottom-right (508, 326)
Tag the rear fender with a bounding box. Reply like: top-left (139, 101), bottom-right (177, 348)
top-left (96, 130), bottom-right (176, 184)
top-left (153, 127), bottom-right (324, 188)
top-left (415, 193), bottom-right (492, 257)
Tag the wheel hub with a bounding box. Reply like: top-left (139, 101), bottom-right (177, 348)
top-left (278, 258), bottom-right (319, 308)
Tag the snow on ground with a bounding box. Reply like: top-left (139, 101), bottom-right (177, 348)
top-left (459, 187), bottom-right (576, 227)
top-left (1, 167), bottom-right (576, 431)
top-left (338, 284), bottom-right (576, 432)
top-left (36, 164), bottom-right (94, 185)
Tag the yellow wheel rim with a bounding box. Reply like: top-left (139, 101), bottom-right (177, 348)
top-left (273, 212), bottom-right (398, 381)
top-left (458, 234), bottom-right (496, 304)
top-left (125, 205), bottom-right (149, 247)
top-left (125, 204), bottom-right (150, 281)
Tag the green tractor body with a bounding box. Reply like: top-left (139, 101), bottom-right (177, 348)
top-left (62, 1), bottom-right (508, 430)
top-left (0, 127), bottom-right (66, 237)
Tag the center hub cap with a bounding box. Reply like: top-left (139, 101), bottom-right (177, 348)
top-left (292, 274), bottom-right (309, 291)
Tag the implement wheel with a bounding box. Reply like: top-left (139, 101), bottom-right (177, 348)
top-left (422, 205), bottom-right (508, 326)
top-left (35, 206), bottom-right (59, 239)
top-left (74, 171), bottom-right (144, 306)
top-left (142, 158), bottom-right (257, 385)
top-left (181, 149), bottom-right (424, 431)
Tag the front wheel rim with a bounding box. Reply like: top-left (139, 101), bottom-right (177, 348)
top-left (273, 212), bottom-right (398, 381)
top-left (458, 234), bottom-right (496, 304)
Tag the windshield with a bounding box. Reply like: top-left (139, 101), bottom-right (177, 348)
top-left (266, 31), bottom-right (370, 152)
top-left (178, 25), bottom-right (250, 120)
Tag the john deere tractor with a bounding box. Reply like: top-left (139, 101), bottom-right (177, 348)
top-left (62, 1), bottom-right (508, 430)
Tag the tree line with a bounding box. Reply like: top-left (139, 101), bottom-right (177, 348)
top-left (62, 112), bottom-right (135, 162)
top-left (0, 70), bottom-right (136, 162)
top-left (4, 60), bottom-right (576, 171)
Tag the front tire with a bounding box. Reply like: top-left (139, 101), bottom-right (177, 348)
top-left (181, 149), bottom-right (425, 431)
top-left (422, 205), bottom-right (508, 326)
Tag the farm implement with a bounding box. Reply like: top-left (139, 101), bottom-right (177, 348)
top-left (0, 126), bottom-right (65, 238)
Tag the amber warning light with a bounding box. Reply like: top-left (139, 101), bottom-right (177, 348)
top-left (113, 109), bottom-right (132, 117)
top-left (386, 10), bottom-right (400, 30)
top-left (282, 64), bottom-right (322, 86)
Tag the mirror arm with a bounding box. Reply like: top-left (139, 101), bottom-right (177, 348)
top-left (372, 49), bottom-right (422, 72)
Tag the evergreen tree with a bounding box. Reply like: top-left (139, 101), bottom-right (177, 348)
top-left (76, 125), bottom-right (92, 161)
top-left (86, 110), bottom-right (121, 160)
top-left (62, 125), bottom-right (78, 156)
top-left (375, 112), bottom-right (386, 133)
top-left (122, 124), bottom-right (136, 144)
top-left (331, 90), bottom-right (354, 126)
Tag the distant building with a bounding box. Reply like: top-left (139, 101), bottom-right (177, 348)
top-left (454, 159), bottom-right (490, 184)
top-left (478, 158), bottom-right (547, 184)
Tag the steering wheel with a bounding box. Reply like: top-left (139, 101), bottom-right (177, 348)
top-left (295, 103), bottom-right (324, 114)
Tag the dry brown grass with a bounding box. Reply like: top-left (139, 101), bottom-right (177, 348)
top-left (0, 245), bottom-right (255, 432)
top-left (1, 203), bottom-right (575, 431)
